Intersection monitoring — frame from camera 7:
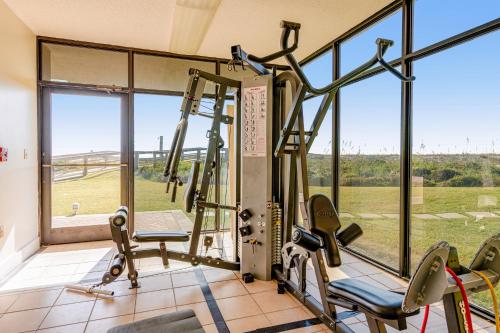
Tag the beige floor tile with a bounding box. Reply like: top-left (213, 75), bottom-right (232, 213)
top-left (0, 307), bottom-right (50, 333)
top-left (133, 306), bottom-right (177, 321)
top-left (45, 264), bottom-right (79, 277)
top-left (8, 289), bottom-right (62, 312)
top-left (136, 274), bottom-right (172, 293)
top-left (251, 290), bottom-right (299, 313)
top-left (102, 279), bottom-right (137, 297)
top-left (37, 322), bottom-right (87, 333)
top-left (209, 280), bottom-right (248, 299)
top-left (0, 293), bottom-right (19, 313)
top-left (226, 314), bottom-right (271, 333)
top-left (202, 323), bottom-right (218, 333)
top-left (203, 269), bottom-right (237, 283)
top-left (216, 294), bottom-right (262, 321)
top-left (347, 322), bottom-right (370, 333)
top-left (85, 314), bottom-right (134, 333)
top-left (171, 271), bottom-right (199, 288)
top-left (135, 289), bottom-right (175, 313)
top-left (348, 262), bottom-right (381, 275)
top-left (241, 279), bottom-right (277, 294)
top-left (406, 310), bottom-right (446, 329)
top-left (173, 285), bottom-right (205, 305)
top-left (75, 261), bottom-right (110, 274)
top-left (177, 302), bottom-right (214, 325)
top-left (40, 301), bottom-right (94, 329)
top-left (55, 289), bottom-right (96, 305)
top-left (281, 325), bottom-right (327, 333)
top-left (368, 273), bottom-right (407, 290)
top-left (91, 294), bottom-right (136, 320)
top-left (265, 307), bottom-right (312, 325)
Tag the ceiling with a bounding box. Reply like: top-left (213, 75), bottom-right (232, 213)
top-left (4, 0), bottom-right (393, 62)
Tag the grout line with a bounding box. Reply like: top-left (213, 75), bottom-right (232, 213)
top-left (35, 288), bottom-right (64, 331)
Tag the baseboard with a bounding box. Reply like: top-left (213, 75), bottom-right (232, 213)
top-left (0, 236), bottom-right (40, 281)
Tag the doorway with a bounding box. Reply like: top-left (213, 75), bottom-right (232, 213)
top-left (41, 88), bottom-right (129, 244)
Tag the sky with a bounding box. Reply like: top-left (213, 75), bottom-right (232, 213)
top-left (51, 0), bottom-right (499, 157)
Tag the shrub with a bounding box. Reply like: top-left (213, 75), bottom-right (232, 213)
top-left (431, 168), bottom-right (460, 182)
top-left (448, 175), bottom-right (483, 187)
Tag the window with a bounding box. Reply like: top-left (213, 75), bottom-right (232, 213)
top-left (134, 94), bottom-right (231, 231)
top-left (41, 43), bottom-right (128, 86)
top-left (341, 10), bottom-right (402, 75)
top-left (303, 50), bottom-right (333, 87)
top-left (134, 54), bottom-right (216, 93)
top-left (414, 0), bottom-right (500, 50)
top-left (411, 31), bottom-right (500, 310)
top-left (303, 51), bottom-right (333, 198)
top-left (339, 69), bottom-right (402, 269)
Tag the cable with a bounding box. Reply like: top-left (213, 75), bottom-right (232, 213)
top-left (445, 266), bottom-right (474, 333)
top-left (472, 270), bottom-right (500, 333)
top-left (420, 305), bottom-right (430, 333)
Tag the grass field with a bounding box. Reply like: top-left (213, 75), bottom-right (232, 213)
top-left (52, 169), bottom-right (499, 310)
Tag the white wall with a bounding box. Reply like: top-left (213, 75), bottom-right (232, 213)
top-left (0, 0), bottom-right (39, 280)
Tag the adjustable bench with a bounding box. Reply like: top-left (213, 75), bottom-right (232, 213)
top-left (102, 207), bottom-right (190, 288)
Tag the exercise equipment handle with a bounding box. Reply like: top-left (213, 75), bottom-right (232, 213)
top-left (280, 22), bottom-right (414, 95)
top-left (65, 285), bottom-right (114, 296)
top-left (247, 21), bottom-right (301, 63)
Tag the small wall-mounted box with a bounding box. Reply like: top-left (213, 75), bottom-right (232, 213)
top-left (0, 147), bottom-right (7, 162)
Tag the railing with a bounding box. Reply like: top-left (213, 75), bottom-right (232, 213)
top-left (52, 148), bottom-right (229, 182)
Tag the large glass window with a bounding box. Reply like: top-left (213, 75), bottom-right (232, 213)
top-left (134, 54), bottom-right (215, 93)
top-left (414, 0), bottom-right (500, 50)
top-left (411, 31), bottom-right (500, 310)
top-left (339, 69), bottom-right (402, 269)
top-left (134, 94), bottom-right (230, 232)
top-left (41, 43), bottom-right (128, 86)
top-left (303, 51), bottom-right (333, 198)
top-left (341, 10), bottom-right (402, 75)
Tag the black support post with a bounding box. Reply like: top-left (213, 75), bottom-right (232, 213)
top-left (399, 0), bottom-right (414, 278)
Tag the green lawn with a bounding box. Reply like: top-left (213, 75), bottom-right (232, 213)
top-left (52, 170), bottom-right (499, 310)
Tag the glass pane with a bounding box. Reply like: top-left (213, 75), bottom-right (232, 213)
top-left (41, 43), bottom-right (128, 86)
top-left (134, 94), bottom-right (231, 233)
top-left (52, 166), bottom-right (121, 228)
top-left (134, 54), bottom-right (216, 93)
top-left (50, 93), bottom-right (122, 229)
top-left (303, 50), bottom-right (333, 87)
top-left (303, 96), bottom-right (332, 198)
top-left (51, 94), bottom-right (121, 158)
top-left (414, 0), bottom-right (500, 50)
top-left (411, 31), bottom-right (500, 311)
top-left (341, 10), bottom-right (402, 76)
top-left (339, 69), bottom-right (401, 269)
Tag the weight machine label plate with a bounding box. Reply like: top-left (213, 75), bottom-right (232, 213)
top-left (243, 86), bottom-right (267, 157)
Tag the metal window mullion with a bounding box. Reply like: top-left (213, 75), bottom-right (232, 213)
top-left (127, 50), bottom-right (135, 234)
top-left (332, 43), bottom-right (341, 209)
top-left (399, 0), bottom-right (414, 278)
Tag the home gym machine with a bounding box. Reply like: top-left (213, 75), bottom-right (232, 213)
top-left (231, 20), bottom-right (414, 331)
top-left (92, 68), bottom-right (242, 289)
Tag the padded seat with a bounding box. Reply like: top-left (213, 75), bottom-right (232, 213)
top-left (328, 279), bottom-right (418, 320)
top-left (132, 231), bottom-right (189, 243)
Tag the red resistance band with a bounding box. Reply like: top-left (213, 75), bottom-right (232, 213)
top-left (420, 267), bottom-right (474, 333)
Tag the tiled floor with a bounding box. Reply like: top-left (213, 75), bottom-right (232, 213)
top-left (0, 240), bottom-right (496, 333)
